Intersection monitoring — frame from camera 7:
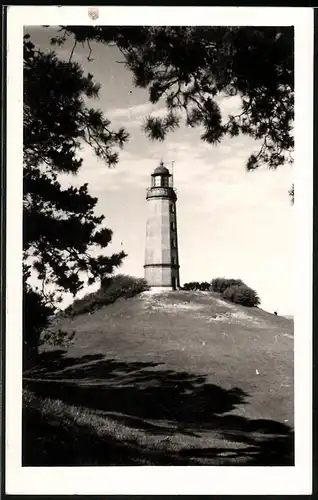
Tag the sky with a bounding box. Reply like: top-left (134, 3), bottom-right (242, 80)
top-left (26, 26), bottom-right (294, 316)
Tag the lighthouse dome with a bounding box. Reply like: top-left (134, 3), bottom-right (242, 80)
top-left (153, 164), bottom-right (170, 175)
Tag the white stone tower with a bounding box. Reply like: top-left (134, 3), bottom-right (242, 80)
top-left (144, 161), bottom-right (180, 290)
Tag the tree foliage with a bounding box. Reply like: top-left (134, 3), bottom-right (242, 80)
top-left (53, 26), bottom-right (294, 173)
top-left (23, 34), bottom-right (128, 363)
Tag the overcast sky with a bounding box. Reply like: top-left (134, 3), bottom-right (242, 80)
top-left (26, 26), bottom-right (294, 315)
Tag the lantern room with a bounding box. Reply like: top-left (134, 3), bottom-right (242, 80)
top-left (151, 161), bottom-right (173, 188)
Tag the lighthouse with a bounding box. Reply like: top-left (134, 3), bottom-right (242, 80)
top-left (144, 161), bottom-right (180, 290)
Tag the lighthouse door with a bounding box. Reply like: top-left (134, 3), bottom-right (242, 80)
top-left (172, 276), bottom-right (177, 290)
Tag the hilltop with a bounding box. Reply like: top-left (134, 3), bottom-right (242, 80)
top-left (23, 290), bottom-right (294, 466)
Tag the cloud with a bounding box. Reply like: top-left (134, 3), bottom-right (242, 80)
top-left (107, 102), bottom-right (151, 120)
top-left (106, 92), bottom-right (242, 121)
top-left (56, 122), bottom-right (293, 235)
top-left (106, 98), bottom-right (242, 132)
top-left (217, 94), bottom-right (242, 116)
top-left (107, 102), bottom-right (170, 130)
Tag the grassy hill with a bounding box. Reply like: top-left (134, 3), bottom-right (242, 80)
top-left (23, 290), bottom-right (294, 466)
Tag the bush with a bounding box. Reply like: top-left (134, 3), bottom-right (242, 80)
top-left (65, 294), bottom-right (96, 316)
top-left (66, 275), bottom-right (149, 317)
top-left (98, 274), bottom-right (149, 301)
top-left (183, 281), bottom-right (211, 291)
top-left (211, 277), bottom-right (246, 293)
top-left (200, 281), bottom-right (211, 291)
top-left (183, 282), bottom-right (200, 291)
top-left (40, 328), bottom-right (76, 349)
top-left (222, 284), bottom-right (260, 307)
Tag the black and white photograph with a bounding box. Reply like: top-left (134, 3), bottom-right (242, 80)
top-left (5, 6), bottom-right (313, 496)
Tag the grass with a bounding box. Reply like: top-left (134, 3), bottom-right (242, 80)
top-left (23, 291), bottom-right (294, 466)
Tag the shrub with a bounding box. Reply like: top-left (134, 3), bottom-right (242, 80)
top-left (199, 281), bottom-right (211, 291)
top-left (98, 274), bottom-right (149, 301)
top-left (66, 294), bottom-right (97, 316)
top-left (211, 277), bottom-right (246, 293)
top-left (183, 281), bottom-right (211, 291)
top-left (185, 283), bottom-right (192, 290)
top-left (222, 284), bottom-right (260, 307)
top-left (211, 277), bottom-right (228, 293)
top-left (183, 282), bottom-right (197, 290)
top-left (65, 275), bottom-right (149, 317)
top-left (40, 328), bottom-right (76, 349)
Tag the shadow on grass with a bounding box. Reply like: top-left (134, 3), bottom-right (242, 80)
top-left (23, 404), bottom-right (196, 466)
top-left (23, 350), bottom-right (294, 466)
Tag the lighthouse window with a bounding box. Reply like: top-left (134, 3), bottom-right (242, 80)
top-left (163, 176), bottom-right (169, 187)
top-left (170, 204), bottom-right (175, 213)
top-left (172, 256), bottom-right (176, 265)
top-left (171, 221), bottom-right (175, 231)
top-left (154, 176), bottom-right (161, 187)
top-left (171, 238), bottom-right (177, 248)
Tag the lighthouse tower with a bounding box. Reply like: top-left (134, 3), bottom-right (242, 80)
top-left (144, 161), bottom-right (180, 290)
